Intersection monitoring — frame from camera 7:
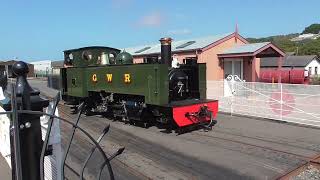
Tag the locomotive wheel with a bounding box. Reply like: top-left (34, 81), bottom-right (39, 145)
top-left (84, 108), bottom-right (93, 116)
top-left (176, 128), bottom-right (183, 135)
top-left (140, 109), bottom-right (153, 128)
top-left (143, 122), bottom-right (150, 129)
top-left (129, 120), bottom-right (135, 126)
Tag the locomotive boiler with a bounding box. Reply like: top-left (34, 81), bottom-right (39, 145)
top-left (51, 38), bottom-right (218, 132)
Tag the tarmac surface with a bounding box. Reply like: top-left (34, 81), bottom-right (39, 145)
top-left (2, 79), bottom-right (320, 179)
top-left (0, 155), bottom-right (11, 180)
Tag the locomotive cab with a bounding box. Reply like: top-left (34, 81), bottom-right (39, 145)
top-left (59, 46), bottom-right (121, 103)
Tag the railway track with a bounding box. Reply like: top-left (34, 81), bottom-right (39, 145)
top-left (58, 105), bottom-right (151, 180)
top-left (192, 131), bottom-right (313, 160)
top-left (276, 155), bottom-right (320, 179)
top-left (203, 128), bottom-right (320, 152)
top-left (37, 90), bottom-right (161, 179)
top-left (58, 105), bottom-right (247, 179)
top-left (188, 128), bottom-right (320, 179)
top-left (56, 103), bottom-right (320, 180)
top-left (189, 122), bottom-right (320, 179)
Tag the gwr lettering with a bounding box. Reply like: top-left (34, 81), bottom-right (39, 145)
top-left (106, 74), bottom-right (112, 83)
top-left (92, 74), bottom-right (97, 82)
top-left (124, 74), bottom-right (131, 83)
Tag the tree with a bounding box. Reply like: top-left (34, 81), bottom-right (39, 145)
top-left (302, 24), bottom-right (320, 34)
top-left (247, 34), bottom-right (299, 53)
top-left (299, 38), bottom-right (320, 56)
top-left (275, 39), bottom-right (298, 53)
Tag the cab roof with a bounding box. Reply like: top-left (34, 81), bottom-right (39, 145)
top-left (64, 46), bottom-right (120, 53)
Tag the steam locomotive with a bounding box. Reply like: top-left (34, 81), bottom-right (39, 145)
top-left (50, 38), bottom-right (218, 131)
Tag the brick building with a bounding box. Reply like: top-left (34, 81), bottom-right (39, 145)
top-left (126, 31), bottom-right (285, 82)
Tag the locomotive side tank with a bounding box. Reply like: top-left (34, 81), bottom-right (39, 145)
top-left (52, 38), bottom-right (218, 131)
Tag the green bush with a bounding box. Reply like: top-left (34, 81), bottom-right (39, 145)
top-left (310, 76), bottom-right (320, 85)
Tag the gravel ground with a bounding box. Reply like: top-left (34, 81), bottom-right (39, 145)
top-left (292, 165), bottom-right (320, 180)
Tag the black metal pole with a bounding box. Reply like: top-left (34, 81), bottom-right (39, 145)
top-left (12, 61), bottom-right (49, 180)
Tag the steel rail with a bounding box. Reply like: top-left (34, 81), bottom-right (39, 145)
top-left (192, 131), bottom-right (311, 160)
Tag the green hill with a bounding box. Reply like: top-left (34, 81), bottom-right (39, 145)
top-left (247, 24), bottom-right (320, 56)
top-left (302, 24), bottom-right (320, 34)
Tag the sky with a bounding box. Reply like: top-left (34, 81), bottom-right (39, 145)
top-left (0, 0), bottom-right (319, 61)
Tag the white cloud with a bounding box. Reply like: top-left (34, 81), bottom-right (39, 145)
top-left (136, 11), bottom-right (165, 27)
top-left (167, 28), bottom-right (192, 35)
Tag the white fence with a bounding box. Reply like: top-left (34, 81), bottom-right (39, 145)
top-left (207, 78), bottom-right (320, 127)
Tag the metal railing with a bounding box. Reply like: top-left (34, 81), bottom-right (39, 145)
top-left (207, 76), bottom-right (320, 127)
top-left (0, 61), bottom-right (124, 180)
top-left (38, 93), bottom-right (124, 180)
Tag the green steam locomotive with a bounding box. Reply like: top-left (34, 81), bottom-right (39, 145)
top-left (50, 38), bottom-right (218, 131)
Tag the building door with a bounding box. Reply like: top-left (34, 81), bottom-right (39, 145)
top-left (224, 59), bottom-right (243, 79)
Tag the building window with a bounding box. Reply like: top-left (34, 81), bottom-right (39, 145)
top-left (309, 67), bottom-right (312, 75)
top-left (315, 67), bottom-right (318, 75)
top-left (82, 51), bottom-right (93, 61)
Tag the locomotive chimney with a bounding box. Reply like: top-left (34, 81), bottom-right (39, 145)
top-left (159, 37), bottom-right (172, 67)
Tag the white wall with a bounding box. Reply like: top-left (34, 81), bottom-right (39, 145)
top-left (305, 59), bottom-right (320, 75)
top-left (0, 106), bottom-right (12, 167)
top-left (30, 60), bottom-right (52, 76)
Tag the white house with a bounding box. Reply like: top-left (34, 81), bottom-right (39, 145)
top-left (305, 57), bottom-right (320, 76)
top-left (30, 60), bottom-right (52, 77)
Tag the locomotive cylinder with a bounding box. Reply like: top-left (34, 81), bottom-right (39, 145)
top-left (160, 37), bottom-right (172, 67)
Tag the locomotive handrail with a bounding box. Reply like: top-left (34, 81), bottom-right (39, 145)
top-left (154, 67), bottom-right (158, 94)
